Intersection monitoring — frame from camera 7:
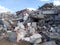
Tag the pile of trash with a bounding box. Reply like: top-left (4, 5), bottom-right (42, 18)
top-left (0, 3), bottom-right (60, 45)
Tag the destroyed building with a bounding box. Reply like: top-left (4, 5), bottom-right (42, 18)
top-left (15, 3), bottom-right (60, 33)
top-left (16, 8), bottom-right (36, 23)
top-left (27, 3), bottom-right (60, 26)
top-left (1, 3), bottom-right (59, 45)
top-left (38, 3), bottom-right (60, 25)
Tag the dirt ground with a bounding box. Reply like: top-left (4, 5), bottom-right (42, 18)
top-left (0, 38), bottom-right (31, 45)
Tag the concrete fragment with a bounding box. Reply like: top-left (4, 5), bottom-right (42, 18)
top-left (40, 41), bottom-right (57, 45)
top-left (8, 32), bottom-right (16, 42)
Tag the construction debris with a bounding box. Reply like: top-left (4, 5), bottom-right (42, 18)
top-left (0, 3), bottom-right (60, 45)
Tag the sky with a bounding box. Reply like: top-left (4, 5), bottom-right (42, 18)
top-left (0, 0), bottom-right (60, 12)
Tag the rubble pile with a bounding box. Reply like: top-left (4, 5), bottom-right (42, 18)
top-left (0, 3), bottom-right (60, 45)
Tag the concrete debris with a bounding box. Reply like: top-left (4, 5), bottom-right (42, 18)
top-left (8, 32), bottom-right (16, 42)
top-left (40, 41), bottom-right (57, 45)
top-left (0, 3), bottom-right (60, 45)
